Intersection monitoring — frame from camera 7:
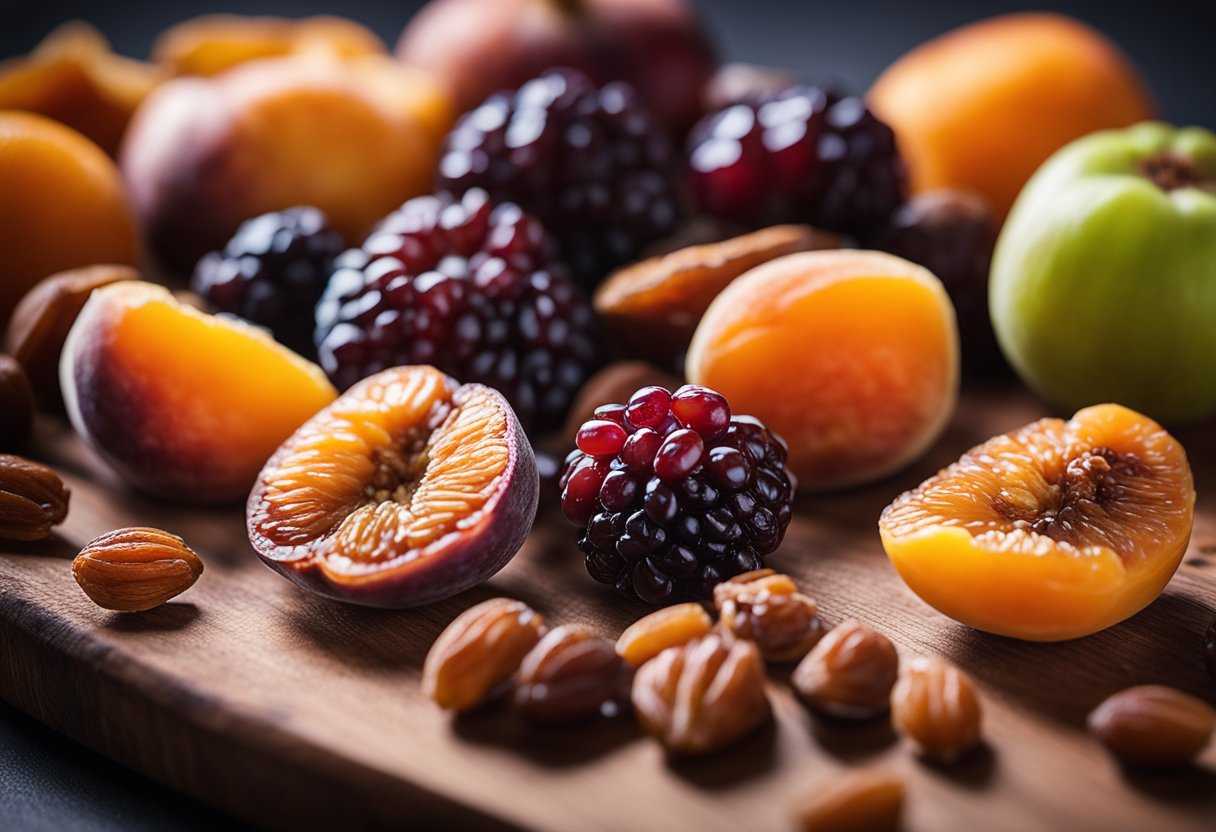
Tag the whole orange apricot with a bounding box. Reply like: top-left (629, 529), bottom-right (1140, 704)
top-left (868, 13), bottom-right (1155, 217)
top-left (685, 250), bottom-right (958, 491)
top-left (0, 112), bottom-right (139, 325)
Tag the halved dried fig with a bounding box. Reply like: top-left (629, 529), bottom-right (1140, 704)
top-left (247, 366), bottom-right (538, 607)
top-left (594, 225), bottom-right (840, 364)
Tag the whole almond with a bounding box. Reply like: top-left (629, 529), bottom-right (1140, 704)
top-left (793, 620), bottom-right (899, 718)
top-left (0, 454), bottom-right (69, 541)
top-left (423, 598), bottom-right (546, 712)
top-left (632, 631), bottom-right (770, 756)
top-left (1088, 685), bottom-right (1215, 767)
top-left (793, 769), bottom-right (905, 832)
top-left (72, 527), bottom-right (203, 612)
top-left (0, 355), bottom-right (35, 450)
top-left (513, 624), bottom-right (633, 723)
top-left (891, 656), bottom-right (982, 763)
top-left (617, 602), bottom-right (714, 668)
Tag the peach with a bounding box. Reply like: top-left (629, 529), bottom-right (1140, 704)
top-left (685, 250), bottom-right (958, 491)
top-left (0, 112), bottom-right (139, 326)
top-left (120, 53), bottom-right (453, 272)
top-left (61, 281), bottom-right (337, 503)
top-left (868, 13), bottom-right (1155, 217)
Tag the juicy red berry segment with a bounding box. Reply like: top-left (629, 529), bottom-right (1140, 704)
top-left (436, 68), bottom-right (683, 287)
top-left (560, 384), bottom-right (795, 604)
top-left (577, 420), bottom-right (628, 456)
top-left (687, 86), bottom-right (905, 236)
top-left (670, 384), bottom-right (731, 439)
top-left (192, 206), bottom-right (343, 357)
top-left (315, 189), bottom-right (602, 432)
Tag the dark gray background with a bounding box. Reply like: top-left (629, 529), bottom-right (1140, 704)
top-left (0, 1), bottom-right (1213, 829)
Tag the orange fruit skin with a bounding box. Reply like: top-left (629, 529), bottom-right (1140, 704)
top-left (868, 13), bottom-right (1155, 218)
top-left (61, 281), bottom-right (337, 503)
top-left (686, 250), bottom-right (958, 492)
top-left (879, 404), bottom-right (1195, 642)
top-left (0, 112), bottom-right (139, 325)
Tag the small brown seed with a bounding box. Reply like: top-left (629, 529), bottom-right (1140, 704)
top-left (0, 355), bottom-right (34, 450)
top-left (0, 454), bottom-right (69, 541)
top-left (891, 657), bottom-right (982, 763)
top-left (513, 624), bottom-right (632, 723)
top-left (72, 527), bottom-right (203, 612)
top-left (616, 602), bottom-right (714, 668)
top-left (422, 597), bottom-right (545, 712)
top-left (714, 569), bottom-right (823, 662)
top-left (632, 631), bottom-right (770, 756)
top-left (1088, 685), bottom-right (1215, 767)
top-left (793, 769), bottom-right (905, 832)
top-left (793, 620), bottom-right (899, 718)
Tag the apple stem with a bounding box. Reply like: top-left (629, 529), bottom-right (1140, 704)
top-left (1139, 152), bottom-right (1215, 193)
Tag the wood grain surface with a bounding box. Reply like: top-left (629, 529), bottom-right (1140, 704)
top-left (1, 387), bottom-right (1214, 831)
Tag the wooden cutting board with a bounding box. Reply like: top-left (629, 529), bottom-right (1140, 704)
top-left (1, 387), bottom-right (1214, 831)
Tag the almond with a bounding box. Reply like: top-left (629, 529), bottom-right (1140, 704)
top-left (0, 454), bottom-right (69, 541)
top-left (512, 624), bottom-right (632, 723)
top-left (793, 620), bottom-right (899, 718)
top-left (793, 769), bottom-right (905, 832)
top-left (891, 656), bottom-right (982, 763)
top-left (1088, 685), bottom-right (1215, 767)
top-left (72, 527), bottom-right (203, 612)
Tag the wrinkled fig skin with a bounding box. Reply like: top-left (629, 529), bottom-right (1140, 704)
top-left (395, 0), bottom-right (715, 137)
top-left (248, 384), bottom-right (540, 609)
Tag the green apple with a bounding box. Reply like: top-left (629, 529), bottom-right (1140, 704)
top-left (990, 122), bottom-right (1216, 423)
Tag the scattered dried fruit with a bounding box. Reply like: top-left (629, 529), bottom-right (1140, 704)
top-left (0, 355), bottom-right (34, 450)
top-left (594, 225), bottom-right (838, 366)
top-left (792, 620), bottom-right (899, 718)
top-left (247, 366), bottom-right (538, 608)
top-left (792, 769), bottom-right (904, 832)
top-left (616, 603), bottom-right (714, 668)
top-left (714, 569), bottom-right (824, 662)
top-left (632, 631), bottom-right (770, 756)
top-left (423, 598), bottom-right (546, 712)
top-left (0, 455), bottom-right (69, 541)
top-left (1087, 685), bottom-right (1215, 768)
top-left (891, 657), bottom-right (982, 763)
top-left (71, 527), bottom-right (204, 612)
top-left (513, 624), bottom-right (632, 723)
top-left (4, 264), bottom-right (135, 408)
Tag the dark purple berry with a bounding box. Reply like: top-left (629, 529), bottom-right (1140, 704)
top-left (654, 429), bottom-right (705, 481)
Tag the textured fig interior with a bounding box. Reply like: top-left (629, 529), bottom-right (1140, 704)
top-left (880, 406), bottom-right (1194, 567)
top-left (252, 367), bottom-right (511, 573)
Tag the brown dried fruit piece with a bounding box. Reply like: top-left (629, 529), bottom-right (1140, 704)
top-left (423, 597), bottom-right (545, 712)
top-left (4, 264), bottom-right (135, 408)
top-left (595, 225), bottom-right (839, 365)
top-left (793, 769), bottom-right (905, 832)
top-left (0, 455), bottom-right (69, 541)
top-left (793, 620), bottom-right (899, 718)
top-left (714, 569), bottom-right (824, 662)
top-left (247, 366), bottom-right (538, 608)
top-left (1088, 685), bottom-right (1215, 767)
top-left (891, 657), bottom-right (983, 763)
top-left (632, 631), bottom-right (770, 756)
top-left (72, 527), bottom-right (204, 612)
top-left (616, 603), bottom-right (714, 668)
top-left (560, 361), bottom-right (682, 446)
top-left (513, 624), bottom-right (632, 723)
top-left (0, 356), bottom-right (34, 450)
top-left (0, 23), bottom-right (163, 156)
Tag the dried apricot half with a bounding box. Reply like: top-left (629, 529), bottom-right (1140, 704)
top-left (247, 366), bottom-right (538, 607)
top-left (880, 404), bottom-right (1194, 641)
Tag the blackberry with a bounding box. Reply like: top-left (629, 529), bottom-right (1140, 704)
top-left (315, 189), bottom-right (602, 433)
top-left (561, 384), bottom-right (795, 605)
top-left (687, 86), bottom-right (905, 236)
top-left (191, 207), bottom-right (343, 357)
top-left (436, 68), bottom-right (682, 287)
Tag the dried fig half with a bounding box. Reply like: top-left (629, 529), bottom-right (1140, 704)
top-left (247, 365), bottom-right (538, 607)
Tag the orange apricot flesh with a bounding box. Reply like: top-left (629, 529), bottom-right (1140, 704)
top-left (686, 250), bottom-right (958, 491)
top-left (879, 404), bottom-right (1195, 641)
top-left (61, 281), bottom-right (337, 502)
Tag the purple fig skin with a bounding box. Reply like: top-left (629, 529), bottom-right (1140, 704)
top-left (247, 374), bottom-right (540, 609)
top-left (395, 0), bottom-right (716, 138)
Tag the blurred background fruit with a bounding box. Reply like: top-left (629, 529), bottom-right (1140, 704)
top-left (0, 111), bottom-right (139, 326)
top-left (868, 13), bottom-right (1156, 218)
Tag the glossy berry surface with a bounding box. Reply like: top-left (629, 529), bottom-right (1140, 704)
top-left (687, 86), bottom-right (905, 236)
top-left (315, 189), bottom-right (601, 432)
top-left (560, 384), bottom-right (795, 604)
top-left (192, 206), bottom-right (343, 357)
top-left (436, 68), bottom-right (683, 287)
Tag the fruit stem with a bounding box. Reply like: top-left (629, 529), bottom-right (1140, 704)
top-left (1139, 152), bottom-right (1216, 193)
